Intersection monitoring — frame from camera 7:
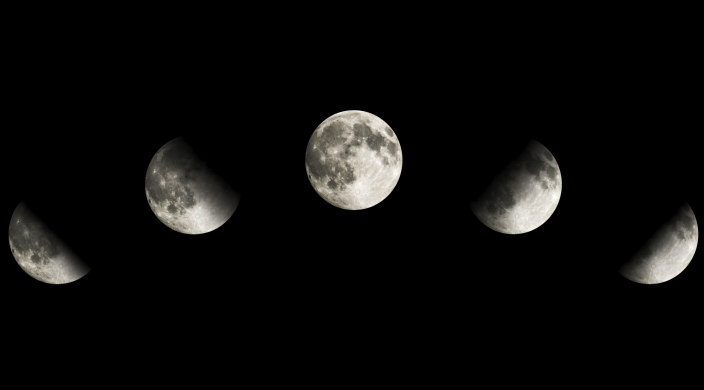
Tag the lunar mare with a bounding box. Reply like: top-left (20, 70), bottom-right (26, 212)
top-left (619, 204), bottom-right (698, 284)
top-left (305, 110), bottom-right (402, 210)
top-left (470, 140), bottom-right (562, 234)
top-left (8, 202), bottom-right (89, 284)
top-left (145, 138), bottom-right (239, 234)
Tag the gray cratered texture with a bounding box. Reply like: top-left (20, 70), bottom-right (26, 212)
top-left (8, 202), bottom-right (89, 284)
top-left (619, 204), bottom-right (698, 284)
top-left (470, 140), bottom-right (562, 234)
top-left (305, 110), bottom-right (402, 210)
top-left (145, 138), bottom-right (239, 234)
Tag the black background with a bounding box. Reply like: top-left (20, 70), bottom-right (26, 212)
top-left (3, 6), bottom-right (702, 380)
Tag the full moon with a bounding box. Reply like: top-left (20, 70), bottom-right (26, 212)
top-left (305, 110), bottom-right (402, 210)
top-left (470, 140), bottom-right (562, 234)
top-left (8, 202), bottom-right (89, 284)
top-left (619, 204), bottom-right (698, 284)
top-left (145, 137), bottom-right (239, 234)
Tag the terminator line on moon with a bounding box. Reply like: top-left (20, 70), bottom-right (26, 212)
top-left (619, 203), bottom-right (698, 284)
top-left (471, 140), bottom-right (562, 234)
top-left (145, 137), bottom-right (239, 234)
top-left (305, 110), bottom-right (402, 210)
top-left (8, 202), bottom-right (89, 284)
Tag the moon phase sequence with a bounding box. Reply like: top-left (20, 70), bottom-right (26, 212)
top-left (305, 110), bottom-right (402, 210)
top-left (471, 140), bottom-right (562, 234)
top-left (5, 120), bottom-right (699, 287)
top-left (8, 202), bottom-right (89, 284)
top-left (145, 138), bottom-right (239, 234)
top-left (619, 204), bottom-right (698, 284)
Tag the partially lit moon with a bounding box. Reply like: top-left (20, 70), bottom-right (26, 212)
top-left (470, 140), bottom-right (562, 234)
top-left (145, 137), bottom-right (239, 234)
top-left (619, 203), bottom-right (698, 284)
top-left (305, 110), bottom-right (402, 210)
top-left (8, 202), bottom-right (89, 284)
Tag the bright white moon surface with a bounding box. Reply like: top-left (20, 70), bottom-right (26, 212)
top-left (619, 203), bottom-right (698, 284)
top-left (305, 110), bottom-right (402, 210)
top-left (470, 140), bottom-right (562, 234)
top-left (8, 202), bottom-right (89, 284)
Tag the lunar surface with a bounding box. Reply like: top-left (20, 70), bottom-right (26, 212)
top-left (619, 204), bottom-right (698, 284)
top-left (145, 137), bottom-right (239, 234)
top-left (305, 110), bottom-right (402, 210)
top-left (8, 202), bottom-right (89, 284)
top-left (470, 140), bottom-right (562, 234)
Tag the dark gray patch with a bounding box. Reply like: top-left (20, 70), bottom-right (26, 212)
top-left (353, 122), bottom-right (373, 138)
top-left (160, 140), bottom-right (199, 173)
top-left (167, 204), bottom-right (178, 214)
top-left (541, 181), bottom-right (549, 190)
top-left (677, 229), bottom-right (686, 240)
top-left (520, 149), bottom-right (557, 181)
top-left (487, 204), bottom-right (497, 214)
top-left (545, 166), bottom-right (557, 180)
top-left (305, 146), bottom-right (326, 180)
top-left (487, 184), bottom-right (516, 214)
top-left (348, 136), bottom-right (363, 147)
top-left (341, 162), bottom-right (356, 184)
top-left (678, 211), bottom-right (695, 230)
top-left (382, 156), bottom-right (389, 165)
top-left (523, 153), bottom-right (547, 177)
top-left (384, 126), bottom-right (393, 137)
top-left (327, 180), bottom-right (338, 190)
top-left (630, 246), bottom-right (654, 273)
top-left (178, 165), bottom-right (202, 185)
top-left (366, 132), bottom-right (386, 152)
top-left (31, 254), bottom-right (41, 264)
top-left (386, 141), bottom-right (398, 156)
top-left (321, 122), bottom-right (348, 146)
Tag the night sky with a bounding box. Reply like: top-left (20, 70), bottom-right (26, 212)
top-left (3, 9), bottom-right (701, 375)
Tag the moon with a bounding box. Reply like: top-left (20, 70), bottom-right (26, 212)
top-left (305, 110), bottom-right (403, 210)
top-left (145, 137), bottom-right (239, 234)
top-left (470, 140), bottom-right (562, 234)
top-left (8, 202), bottom-right (89, 284)
top-left (619, 204), bottom-right (698, 284)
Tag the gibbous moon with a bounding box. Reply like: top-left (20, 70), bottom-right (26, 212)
top-left (8, 202), bottom-right (89, 284)
top-left (470, 140), bottom-right (562, 234)
top-left (305, 110), bottom-right (402, 210)
top-left (145, 137), bottom-right (239, 234)
top-left (619, 204), bottom-right (698, 284)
